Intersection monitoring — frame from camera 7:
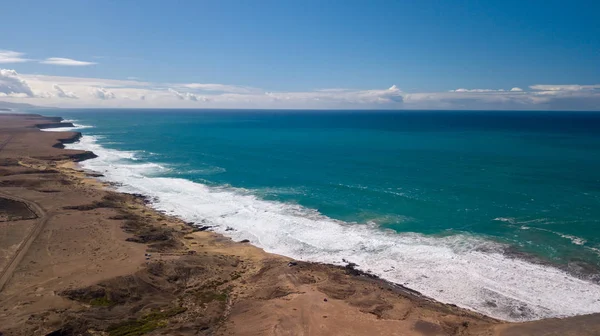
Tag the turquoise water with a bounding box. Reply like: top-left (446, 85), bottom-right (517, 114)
top-left (46, 109), bottom-right (600, 321)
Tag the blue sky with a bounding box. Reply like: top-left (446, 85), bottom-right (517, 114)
top-left (1, 0), bottom-right (599, 109)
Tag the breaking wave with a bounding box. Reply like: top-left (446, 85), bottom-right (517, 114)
top-left (52, 128), bottom-right (600, 322)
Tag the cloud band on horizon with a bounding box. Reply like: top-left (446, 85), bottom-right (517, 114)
top-left (0, 68), bottom-right (599, 110)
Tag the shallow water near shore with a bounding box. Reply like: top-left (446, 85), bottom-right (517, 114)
top-left (43, 109), bottom-right (600, 321)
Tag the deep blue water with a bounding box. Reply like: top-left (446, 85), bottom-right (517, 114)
top-left (43, 109), bottom-right (600, 321)
top-left (57, 110), bottom-right (600, 263)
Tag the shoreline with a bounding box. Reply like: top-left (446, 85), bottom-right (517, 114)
top-left (35, 115), bottom-right (600, 315)
top-left (0, 113), bottom-right (599, 335)
top-left (58, 118), bottom-right (600, 322)
top-left (45, 118), bottom-right (498, 318)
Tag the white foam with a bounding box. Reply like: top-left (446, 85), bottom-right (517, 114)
top-left (558, 234), bottom-right (587, 246)
top-left (495, 217), bottom-right (588, 246)
top-left (64, 134), bottom-right (600, 322)
top-left (181, 166), bottom-right (226, 175)
top-left (494, 217), bottom-right (516, 224)
top-left (255, 186), bottom-right (306, 196)
top-left (40, 121), bottom-right (94, 133)
top-left (537, 228), bottom-right (588, 246)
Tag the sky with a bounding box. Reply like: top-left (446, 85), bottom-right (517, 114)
top-left (1, 0), bottom-right (599, 110)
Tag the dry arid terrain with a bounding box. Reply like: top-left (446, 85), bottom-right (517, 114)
top-left (0, 113), bottom-right (599, 336)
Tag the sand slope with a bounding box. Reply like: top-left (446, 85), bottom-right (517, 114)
top-left (0, 113), bottom-right (599, 336)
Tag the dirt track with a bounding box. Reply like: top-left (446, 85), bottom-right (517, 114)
top-left (0, 133), bottom-right (51, 291)
top-left (0, 190), bottom-right (49, 292)
top-left (0, 129), bottom-right (48, 291)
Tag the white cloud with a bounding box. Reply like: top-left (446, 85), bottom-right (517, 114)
top-left (53, 84), bottom-right (78, 99)
top-left (21, 74), bottom-right (151, 88)
top-left (168, 88), bottom-right (209, 102)
top-left (316, 88), bottom-right (353, 93)
top-left (404, 85), bottom-right (600, 110)
top-left (180, 83), bottom-right (257, 94)
top-left (0, 50), bottom-right (30, 64)
top-left (0, 50), bottom-right (101, 67)
top-left (168, 88), bottom-right (186, 100)
top-left (1, 68), bottom-right (598, 110)
top-left (40, 57), bottom-right (97, 66)
top-left (530, 84), bottom-right (600, 92)
top-left (450, 88), bottom-right (504, 93)
top-left (90, 87), bottom-right (116, 100)
top-left (381, 85), bottom-right (404, 102)
top-left (0, 69), bottom-right (34, 97)
top-left (258, 85), bottom-right (404, 106)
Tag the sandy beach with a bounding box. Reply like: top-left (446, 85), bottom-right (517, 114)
top-left (1, 113), bottom-right (599, 336)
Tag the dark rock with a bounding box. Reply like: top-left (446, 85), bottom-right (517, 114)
top-left (239, 239), bottom-right (250, 243)
top-left (52, 132), bottom-right (82, 148)
top-left (129, 193), bottom-right (151, 204)
top-left (485, 300), bottom-right (498, 308)
top-left (45, 328), bottom-right (73, 336)
top-left (137, 231), bottom-right (170, 242)
top-left (344, 262), bottom-right (379, 279)
top-left (68, 151), bottom-right (97, 162)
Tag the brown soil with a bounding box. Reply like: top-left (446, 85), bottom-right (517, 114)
top-left (1, 113), bottom-right (599, 336)
top-left (0, 197), bottom-right (37, 222)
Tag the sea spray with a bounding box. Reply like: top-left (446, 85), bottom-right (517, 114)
top-left (41, 111), bottom-right (600, 322)
top-left (54, 132), bottom-right (600, 322)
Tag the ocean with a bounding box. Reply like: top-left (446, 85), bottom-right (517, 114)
top-left (42, 109), bottom-right (600, 322)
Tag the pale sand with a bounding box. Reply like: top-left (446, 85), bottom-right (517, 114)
top-left (0, 113), bottom-right (599, 336)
